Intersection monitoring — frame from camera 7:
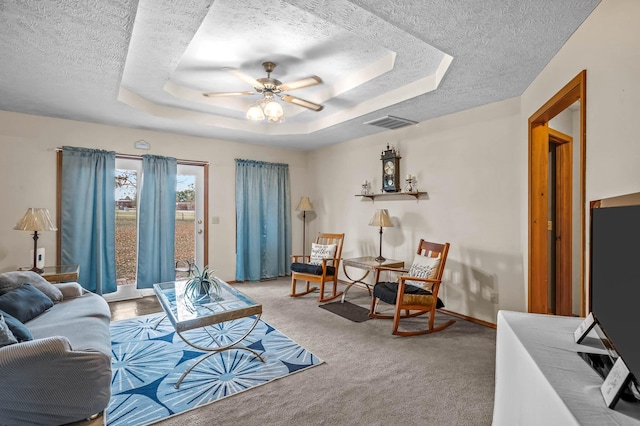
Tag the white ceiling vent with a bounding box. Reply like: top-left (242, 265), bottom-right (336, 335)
top-left (364, 115), bottom-right (418, 130)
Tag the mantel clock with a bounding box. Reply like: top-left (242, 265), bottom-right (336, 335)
top-left (380, 144), bottom-right (401, 193)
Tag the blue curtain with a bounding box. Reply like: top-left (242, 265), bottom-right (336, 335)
top-left (136, 154), bottom-right (177, 289)
top-left (236, 159), bottom-right (291, 281)
top-left (61, 146), bottom-right (117, 294)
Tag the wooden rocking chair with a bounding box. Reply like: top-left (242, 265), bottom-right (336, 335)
top-left (369, 239), bottom-right (455, 336)
top-left (290, 232), bottom-right (344, 303)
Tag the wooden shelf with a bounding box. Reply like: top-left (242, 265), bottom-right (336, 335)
top-left (355, 191), bottom-right (428, 201)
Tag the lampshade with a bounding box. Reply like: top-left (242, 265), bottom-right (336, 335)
top-left (14, 208), bottom-right (57, 232)
top-left (296, 196), bottom-right (313, 212)
top-left (263, 100), bottom-right (284, 119)
top-left (246, 105), bottom-right (265, 121)
top-left (369, 209), bottom-right (393, 228)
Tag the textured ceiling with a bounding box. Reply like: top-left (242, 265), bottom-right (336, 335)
top-left (0, 0), bottom-right (600, 151)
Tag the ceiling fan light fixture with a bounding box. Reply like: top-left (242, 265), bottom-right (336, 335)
top-left (246, 105), bottom-right (265, 121)
top-left (213, 61), bottom-right (323, 123)
top-left (257, 96), bottom-right (271, 109)
top-left (263, 100), bottom-right (284, 120)
top-left (267, 115), bottom-right (284, 123)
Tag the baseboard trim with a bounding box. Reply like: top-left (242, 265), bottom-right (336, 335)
top-left (439, 309), bottom-right (496, 329)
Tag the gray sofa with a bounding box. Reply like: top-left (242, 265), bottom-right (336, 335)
top-left (0, 271), bottom-right (112, 425)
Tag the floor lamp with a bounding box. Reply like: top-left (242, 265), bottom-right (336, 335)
top-left (369, 209), bottom-right (393, 262)
top-left (14, 208), bottom-right (58, 273)
top-left (295, 197), bottom-right (313, 258)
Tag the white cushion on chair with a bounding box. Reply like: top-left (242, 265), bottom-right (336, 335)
top-left (309, 243), bottom-right (337, 265)
top-left (405, 254), bottom-right (440, 289)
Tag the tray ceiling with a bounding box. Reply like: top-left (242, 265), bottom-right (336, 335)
top-left (0, 0), bottom-right (600, 150)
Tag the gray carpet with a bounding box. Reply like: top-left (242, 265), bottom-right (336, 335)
top-left (155, 278), bottom-right (496, 426)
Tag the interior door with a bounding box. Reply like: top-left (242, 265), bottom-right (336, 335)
top-left (549, 128), bottom-right (573, 315)
top-left (530, 123), bottom-right (550, 313)
top-left (529, 125), bottom-right (574, 315)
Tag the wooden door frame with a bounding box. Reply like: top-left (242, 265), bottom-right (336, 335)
top-left (528, 70), bottom-right (586, 315)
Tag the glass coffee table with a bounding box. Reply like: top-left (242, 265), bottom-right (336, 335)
top-left (153, 279), bottom-right (263, 388)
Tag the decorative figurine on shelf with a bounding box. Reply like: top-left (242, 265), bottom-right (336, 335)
top-left (404, 175), bottom-right (415, 193)
top-left (361, 180), bottom-right (372, 195)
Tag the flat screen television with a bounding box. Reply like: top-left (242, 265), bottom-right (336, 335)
top-left (591, 203), bottom-right (640, 387)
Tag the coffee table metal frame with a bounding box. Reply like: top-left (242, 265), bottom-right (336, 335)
top-left (340, 256), bottom-right (404, 303)
top-left (153, 279), bottom-right (263, 388)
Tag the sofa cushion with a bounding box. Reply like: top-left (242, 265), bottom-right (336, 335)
top-left (0, 271), bottom-right (63, 303)
top-left (0, 284), bottom-right (54, 323)
top-left (0, 309), bottom-right (33, 342)
top-left (0, 314), bottom-right (18, 347)
top-left (55, 282), bottom-right (84, 299)
top-left (27, 292), bottom-right (112, 357)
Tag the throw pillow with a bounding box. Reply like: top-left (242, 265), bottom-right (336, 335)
top-left (0, 283), bottom-right (54, 323)
top-left (0, 309), bottom-right (33, 342)
top-left (291, 262), bottom-right (336, 276)
top-left (0, 271), bottom-right (63, 303)
top-left (405, 254), bottom-right (441, 289)
top-left (55, 282), bottom-right (84, 299)
top-left (0, 314), bottom-right (18, 347)
top-left (309, 243), bottom-right (337, 266)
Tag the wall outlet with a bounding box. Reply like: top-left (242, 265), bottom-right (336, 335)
top-left (490, 292), bottom-right (499, 304)
top-left (29, 247), bottom-right (45, 269)
top-left (211, 216), bottom-right (220, 224)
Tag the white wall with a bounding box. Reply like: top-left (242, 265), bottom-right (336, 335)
top-left (307, 98), bottom-right (523, 324)
top-left (0, 111), bottom-right (308, 281)
top-left (521, 0), bottom-right (640, 313)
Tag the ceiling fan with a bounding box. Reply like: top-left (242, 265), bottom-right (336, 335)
top-left (202, 61), bottom-right (324, 121)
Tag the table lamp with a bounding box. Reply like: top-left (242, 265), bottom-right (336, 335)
top-left (369, 209), bottom-right (393, 262)
top-left (14, 208), bottom-right (57, 273)
top-left (295, 196), bottom-right (313, 258)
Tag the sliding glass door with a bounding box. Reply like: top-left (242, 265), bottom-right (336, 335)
top-left (176, 163), bottom-right (206, 271)
top-left (114, 158), bottom-right (140, 286)
top-left (112, 158), bottom-right (207, 297)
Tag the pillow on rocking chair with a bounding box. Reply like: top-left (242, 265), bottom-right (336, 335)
top-left (291, 263), bottom-right (336, 276)
top-left (291, 243), bottom-right (337, 275)
top-left (404, 254), bottom-right (440, 289)
top-left (373, 282), bottom-right (445, 309)
top-left (309, 243), bottom-right (337, 265)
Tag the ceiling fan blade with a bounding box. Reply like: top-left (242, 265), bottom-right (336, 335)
top-left (280, 95), bottom-right (324, 112)
top-left (226, 68), bottom-right (265, 89)
top-left (278, 76), bottom-right (322, 92)
top-left (203, 91), bottom-right (257, 98)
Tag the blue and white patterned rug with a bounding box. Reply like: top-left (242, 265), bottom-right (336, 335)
top-left (107, 313), bottom-right (323, 426)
